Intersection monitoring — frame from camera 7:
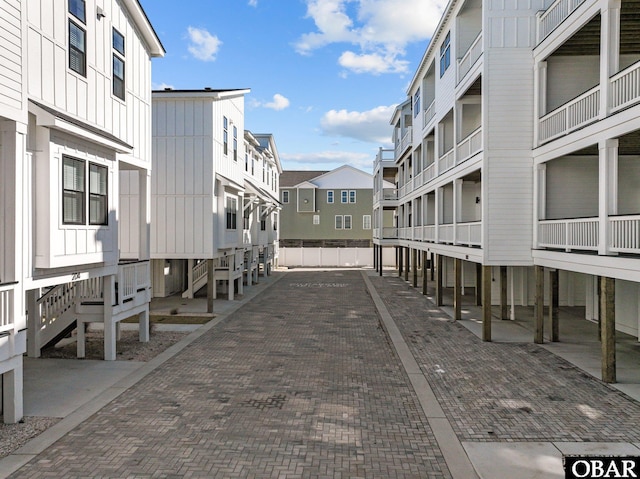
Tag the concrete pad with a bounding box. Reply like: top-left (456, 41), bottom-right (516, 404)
top-left (463, 442), bottom-right (564, 479)
top-left (554, 442), bottom-right (640, 456)
top-left (24, 357), bottom-right (143, 417)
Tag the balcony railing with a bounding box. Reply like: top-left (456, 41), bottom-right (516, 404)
top-left (118, 261), bottom-right (150, 303)
top-left (423, 100), bottom-right (436, 127)
top-left (424, 225), bottom-right (436, 242)
top-left (395, 127), bottom-right (413, 159)
top-left (457, 32), bottom-right (483, 83)
top-left (457, 127), bottom-right (482, 164)
top-left (382, 227), bottom-right (399, 239)
top-left (538, 218), bottom-right (599, 251)
top-left (439, 148), bottom-right (455, 173)
top-left (539, 86), bottom-right (600, 143)
top-left (456, 221), bottom-right (482, 246)
top-left (383, 188), bottom-right (398, 200)
top-left (610, 215), bottom-right (640, 254)
top-left (0, 283), bottom-right (15, 333)
top-left (537, 0), bottom-right (586, 42)
top-left (439, 224), bottom-right (455, 243)
top-left (611, 61), bottom-right (640, 113)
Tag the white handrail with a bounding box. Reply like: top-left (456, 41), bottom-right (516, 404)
top-left (611, 60), bottom-right (640, 113)
top-left (0, 284), bottom-right (15, 331)
top-left (457, 127), bottom-right (482, 164)
top-left (423, 100), bottom-right (436, 127)
top-left (439, 148), bottom-right (455, 173)
top-left (457, 32), bottom-right (483, 83)
top-left (538, 217), bottom-right (599, 251)
top-left (610, 215), bottom-right (640, 253)
top-left (537, 0), bottom-right (586, 41)
top-left (539, 86), bottom-right (599, 143)
top-left (456, 221), bottom-right (482, 246)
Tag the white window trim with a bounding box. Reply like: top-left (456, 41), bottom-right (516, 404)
top-left (344, 215), bottom-right (352, 229)
top-left (335, 215), bottom-right (343, 229)
top-left (363, 215), bottom-right (371, 230)
top-left (282, 190), bottom-right (289, 203)
top-left (327, 190), bottom-right (334, 203)
top-left (313, 215), bottom-right (320, 225)
top-left (341, 190), bottom-right (348, 203)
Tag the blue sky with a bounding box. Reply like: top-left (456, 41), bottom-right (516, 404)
top-left (142, 0), bottom-right (446, 172)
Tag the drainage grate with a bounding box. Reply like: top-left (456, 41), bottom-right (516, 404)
top-left (244, 394), bottom-right (287, 410)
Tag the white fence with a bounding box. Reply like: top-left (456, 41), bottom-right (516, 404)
top-left (539, 86), bottom-right (599, 143)
top-left (279, 247), bottom-right (396, 267)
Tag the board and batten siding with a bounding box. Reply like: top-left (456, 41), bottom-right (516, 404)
top-left (26, 0), bottom-right (153, 164)
top-left (0, 0), bottom-right (24, 120)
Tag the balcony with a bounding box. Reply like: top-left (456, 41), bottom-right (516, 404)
top-left (440, 148), bottom-right (455, 173)
top-left (457, 127), bottom-right (482, 164)
top-left (0, 283), bottom-right (16, 334)
top-left (611, 61), bottom-right (640, 114)
top-left (539, 86), bottom-right (600, 143)
top-left (423, 100), bottom-right (436, 129)
top-left (537, 216), bottom-right (640, 254)
top-left (457, 32), bottom-right (483, 84)
top-left (395, 127), bottom-right (413, 159)
top-left (536, 0), bottom-right (587, 42)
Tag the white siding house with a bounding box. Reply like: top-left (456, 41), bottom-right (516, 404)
top-left (373, 0), bottom-right (640, 382)
top-left (0, 0), bottom-right (163, 423)
top-left (151, 90), bottom-right (281, 302)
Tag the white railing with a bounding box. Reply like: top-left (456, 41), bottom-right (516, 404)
top-left (456, 221), bottom-right (482, 246)
top-left (538, 218), bottom-right (599, 251)
top-left (395, 127), bottom-right (413, 158)
top-left (193, 260), bottom-right (208, 284)
top-left (611, 61), bottom-right (640, 113)
top-left (414, 226), bottom-right (423, 241)
top-left (373, 148), bottom-right (395, 170)
top-left (610, 215), bottom-right (640, 254)
top-left (439, 224), bottom-right (455, 243)
top-left (423, 100), bottom-right (436, 127)
top-left (539, 86), bottom-right (599, 143)
top-left (414, 170), bottom-right (424, 189)
top-left (537, 0), bottom-right (586, 42)
top-left (38, 283), bottom-right (77, 328)
top-left (457, 32), bottom-right (483, 83)
top-left (382, 227), bottom-right (398, 239)
top-left (399, 227), bottom-right (410, 239)
top-left (383, 188), bottom-right (398, 200)
top-left (0, 283), bottom-right (15, 332)
top-left (424, 163), bottom-right (436, 184)
top-left (439, 148), bottom-right (455, 173)
top-left (118, 261), bottom-right (150, 303)
top-left (457, 127), bottom-right (482, 164)
top-left (77, 277), bottom-right (103, 303)
top-left (424, 225), bottom-right (436, 242)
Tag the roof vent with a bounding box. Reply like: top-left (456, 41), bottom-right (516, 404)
top-left (164, 87), bottom-right (172, 91)
top-left (204, 87), bottom-right (212, 91)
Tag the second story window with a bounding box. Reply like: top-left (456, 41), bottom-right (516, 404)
top-left (63, 156), bottom-right (108, 226)
top-left (440, 31), bottom-right (451, 77)
top-left (327, 191), bottom-right (334, 203)
top-left (349, 190), bottom-right (356, 203)
top-left (282, 190), bottom-right (289, 203)
top-left (413, 88), bottom-right (421, 117)
top-left (341, 190), bottom-right (348, 203)
top-left (226, 196), bottom-right (237, 230)
top-left (68, 0), bottom-right (86, 77)
top-left (112, 29), bottom-right (125, 101)
top-left (223, 117), bottom-right (228, 155)
top-left (233, 126), bottom-right (238, 161)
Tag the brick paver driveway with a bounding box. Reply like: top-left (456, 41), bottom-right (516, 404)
top-left (10, 270), bottom-right (451, 479)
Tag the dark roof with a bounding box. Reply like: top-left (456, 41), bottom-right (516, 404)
top-left (152, 88), bottom-right (249, 93)
top-left (280, 170), bottom-right (328, 187)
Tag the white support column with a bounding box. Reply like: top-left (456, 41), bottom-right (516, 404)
top-left (77, 321), bottom-right (86, 358)
top-left (138, 170), bottom-right (151, 260)
top-left (510, 266), bottom-right (516, 320)
top-left (139, 307), bottom-right (149, 343)
top-left (453, 179), bottom-right (463, 245)
top-left (186, 258), bottom-right (194, 299)
top-left (103, 275), bottom-right (116, 361)
top-left (435, 187), bottom-right (442, 243)
top-left (26, 289), bottom-right (40, 358)
top-left (2, 358), bottom-right (23, 424)
top-left (598, 139), bottom-right (619, 255)
top-left (534, 61), bottom-right (547, 146)
top-left (600, 0), bottom-right (621, 118)
top-left (533, 163), bottom-right (547, 248)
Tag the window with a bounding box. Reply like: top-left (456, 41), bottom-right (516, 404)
top-left (223, 117), bottom-right (228, 155)
top-left (69, 20), bottom-right (86, 76)
top-left (363, 215), bottom-right (371, 230)
top-left (327, 191), bottom-right (334, 204)
top-left (63, 156), bottom-right (85, 224)
top-left (69, 0), bottom-right (85, 22)
top-left (245, 153), bottom-right (249, 171)
top-left (349, 190), bottom-right (356, 203)
top-left (226, 196), bottom-right (237, 229)
top-left (251, 156), bottom-right (255, 175)
top-left (282, 190), bottom-right (289, 203)
top-left (413, 88), bottom-right (421, 118)
top-left (233, 126), bottom-right (238, 161)
top-left (344, 215), bottom-right (352, 229)
top-left (243, 207), bottom-right (250, 230)
top-left (273, 213), bottom-right (277, 231)
top-left (89, 163), bottom-right (108, 225)
top-left (313, 215), bottom-right (320, 225)
top-left (63, 156), bottom-right (108, 226)
top-left (440, 31), bottom-right (451, 77)
top-left (112, 29), bottom-right (125, 100)
top-left (341, 190), bottom-right (348, 203)
top-left (335, 215), bottom-right (343, 229)
top-left (260, 207), bottom-right (267, 231)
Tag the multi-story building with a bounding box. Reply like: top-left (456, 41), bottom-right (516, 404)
top-left (151, 89), bottom-right (280, 303)
top-left (373, 0), bottom-right (640, 382)
top-left (281, 165), bottom-right (392, 267)
top-left (0, 0), bottom-right (164, 423)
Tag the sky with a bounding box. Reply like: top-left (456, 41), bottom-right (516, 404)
top-left (141, 0), bottom-right (447, 172)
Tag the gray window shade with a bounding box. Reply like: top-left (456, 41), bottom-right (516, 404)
top-left (63, 157), bottom-right (85, 224)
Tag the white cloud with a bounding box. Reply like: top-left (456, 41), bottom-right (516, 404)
top-left (295, 0), bottom-right (448, 74)
top-left (186, 27), bottom-right (222, 62)
top-left (338, 51), bottom-right (409, 75)
top-left (264, 94), bottom-right (291, 110)
top-left (320, 105), bottom-right (396, 144)
top-left (153, 82), bottom-right (175, 90)
top-left (248, 0), bottom-right (258, 5)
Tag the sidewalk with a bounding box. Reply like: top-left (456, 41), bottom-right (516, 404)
top-left (3, 268), bottom-right (640, 478)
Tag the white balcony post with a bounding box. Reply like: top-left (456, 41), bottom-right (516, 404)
top-left (103, 274), bottom-right (116, 361)
top-left (453, 179), bottom-right (463, 245)
top-left (534, 61), bottom-right (547, 146)
top-left (598, 139), bottom-right (618, 255)
top-left (533, 164), bottom-right (547, 248)
top-left (138, 170), bottom-right (151, 260)
top-left (600, 0), bottom-right (621, 118)
top-left (435, 187), bottom-right (443, 243)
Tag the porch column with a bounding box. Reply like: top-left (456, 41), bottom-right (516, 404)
top-left (422, 251), bottom-right (428, 295)
top-left (138, 170), bottom-right (151, 260)
top-left (453, 179), bottom-right (463, 245)
top-left (534, 265), bottom-right (544, 344)
top-left (436, 255), bottom-right (444, 306)
top-left (104, 275), bottom-right (116, 361)
top-left (398, 247), bottom-right (404, 277)
top-left (454, 258), bottom-right (462, 320)
top-left (379, 245), bottom-right (383, 276)
top-left (549, 269), bottom-right (559, 342)
top-left (598, 139), bottom-right (619, 255)
top-left (412, 249), bottom-right (418, 288)
top-left (482, 265), bottom-right (492, 341)
top-left (26, 289), bottom-right (40, 358)
top-left (373, 244), bottom-right (378, 271)
top-left (2, 359), bottom-right (23, 424)
top-left (500, 266), bottom-right (509, 320)
top-left (475, 263), bottom-right (482, 306)
top-left (186, 259), bottom-right (195, 299)
top-left (533, 61), bottom-right (547, 146)
top-left (207, 259), bottom-right (215, 313)
top-left (404, 247), bottom-right (410, 282)
top-left (599, 0), bottom-right (621, 118)
top-left (430, 253), bottom-right (435, 281)
top-left (600, 276), bottom-right (616, 383)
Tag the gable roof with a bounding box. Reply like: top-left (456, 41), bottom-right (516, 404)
top-left (310, 165), bottom-right (374, 189)
top-left (280, 170), bottom-right (328, 187)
